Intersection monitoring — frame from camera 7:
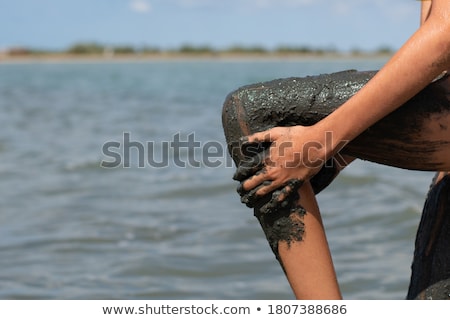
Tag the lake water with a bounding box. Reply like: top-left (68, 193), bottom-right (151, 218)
top-left (0, 58), bottom-right (435, 299)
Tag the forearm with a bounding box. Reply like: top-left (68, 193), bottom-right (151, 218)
top-left (319, 1), bottom-right (450, 155)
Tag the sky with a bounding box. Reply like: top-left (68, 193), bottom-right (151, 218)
top-left (0, 0), bottom-right (423, 52)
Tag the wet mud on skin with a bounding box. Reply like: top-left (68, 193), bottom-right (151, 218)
top-left (222, 70), bottom-right (450, 263)
top-left (235, 153), bottom-right (307, 261)
top-left (254, 188), bottom-right (306, 264)
top-left (232, 136), bottom-right (308, 260)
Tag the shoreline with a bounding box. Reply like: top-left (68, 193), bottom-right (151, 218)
top-left (0, 52), bottom-right (392, 64)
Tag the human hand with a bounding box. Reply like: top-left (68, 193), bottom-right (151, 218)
top-left (234, 126), bottom-right (328, 209)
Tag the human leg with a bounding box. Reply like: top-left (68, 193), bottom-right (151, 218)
top-left (222, 70), bottom-right (450, 299)
top-left (278, 181), bottom-right (341, 299)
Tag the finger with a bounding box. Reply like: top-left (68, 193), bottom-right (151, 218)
top-left (233, 151), bottom-right (266, 181)
top-left (237, 179), bottom-right (257, 196)
top-left (259, 179), bottom-right (303, 215)
top-left (260, 179), bottom-right (303, 214)
top-left (237, 179), bottom-right (271, 197)
top-left (239, 140), bottom-right (272, 158)
top-left (240, 165), bottom-right (272, 191)
top-left (250, 176), bottom-right (304, 199)
top-left (259, 190), bottom-right (283, 215)
top-left (240, 128), bottom-right (280, 147)
top-left (247, 177), bottom-right (279, 198)
top-left (240, 189), bottom-right (258, 208)
top-left (239, 181), bottom-right (271, 208)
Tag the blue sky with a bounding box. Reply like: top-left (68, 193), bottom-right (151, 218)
top-left (1, 0), bottom-right (422, 51)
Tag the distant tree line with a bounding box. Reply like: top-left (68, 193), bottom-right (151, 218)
top-left (3, 42), bottom-right (395, 56)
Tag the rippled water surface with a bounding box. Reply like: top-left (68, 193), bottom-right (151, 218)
top-left (0, 59), bottom-right (434, 299)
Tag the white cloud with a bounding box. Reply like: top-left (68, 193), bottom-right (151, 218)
top-left (130, 0), bottom-right (152, 13)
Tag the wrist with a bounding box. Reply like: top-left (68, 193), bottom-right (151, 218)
top-left (312, 119), bottom-right (350, 160)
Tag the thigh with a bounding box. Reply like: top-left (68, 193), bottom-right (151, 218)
top-left (222, 71), bottom-right (450, 172)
